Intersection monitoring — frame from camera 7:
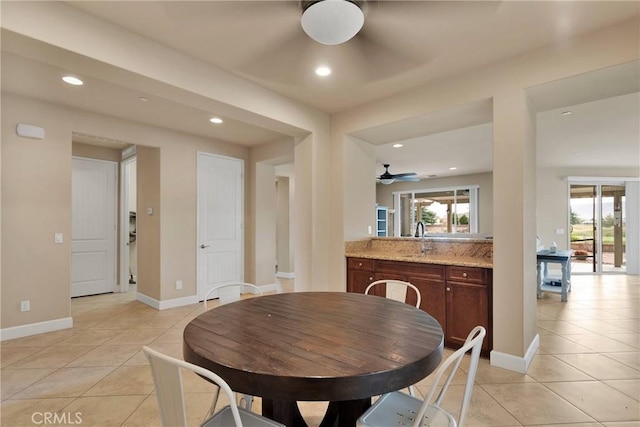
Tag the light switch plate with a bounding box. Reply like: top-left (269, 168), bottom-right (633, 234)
top-left (54, 233), bottom-right (64, 244)
top-left (555, 228), bottom-right (565, 235)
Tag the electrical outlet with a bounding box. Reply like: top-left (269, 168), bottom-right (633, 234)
top-left (556, 228), bottom-right (565, 235)
top-left (367, 225), bottom-right (372, 235)
top-left (176, 280), bottom-right (183, 290)
top-left (20, 300), bottom-right (30, 312)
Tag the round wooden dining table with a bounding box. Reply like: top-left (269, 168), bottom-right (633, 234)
top-left (183, 292), bottom-right (443, 427)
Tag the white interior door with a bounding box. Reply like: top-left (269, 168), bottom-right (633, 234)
top-left (72, 157), bottom-right (117, 297)
top-left (197, 153), bottom-right (244, 300)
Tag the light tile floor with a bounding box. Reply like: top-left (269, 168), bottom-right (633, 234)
top-left (1, 275), bottom-right (638, 426)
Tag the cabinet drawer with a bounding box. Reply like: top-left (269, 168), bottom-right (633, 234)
top-left (446, 266), bottom-right (487, 284)
top-left (377, 260), bottom-right (445, 280)
top-left (347, 258), bottom-right (375, 271)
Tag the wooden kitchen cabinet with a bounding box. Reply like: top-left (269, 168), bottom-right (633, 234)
top-left (346, 257), bottom-right (492, 355)
top-left (445, 266), bottom-right (492, 354)
top-left (346, 258), bottom-right (375, 294)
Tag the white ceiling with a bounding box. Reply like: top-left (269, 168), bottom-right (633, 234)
top-left (1, 1), bottom-right (638, 176)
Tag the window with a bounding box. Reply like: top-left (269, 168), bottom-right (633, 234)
top-left (393, 186), bottom-right (478, 237)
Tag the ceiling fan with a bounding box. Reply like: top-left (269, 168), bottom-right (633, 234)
top-left (230, 0), bottom-right (429, 84)
top-left (377, 164), bottom-right (420, 185)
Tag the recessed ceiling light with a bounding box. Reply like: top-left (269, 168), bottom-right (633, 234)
top-left (62, 76), bottom-right (83, 86)
top-left (392, 143), bottom-right (403, 148)
top-left (315, 66), bottom-right (331, 77)
top-left (209, 117), bottom-right (223, 124)
top-left (139, 97), bottom-right (149, 102)
top-left (449, 167), bottom-right (457, 170)
top-left (561, 111), bottom-right (572, 116)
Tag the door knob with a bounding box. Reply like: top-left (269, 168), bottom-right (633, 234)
top-left (200, 244), bottom-right (210, 249)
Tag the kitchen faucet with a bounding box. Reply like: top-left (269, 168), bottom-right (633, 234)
top-left (414, 221), bottom-right (433, 254)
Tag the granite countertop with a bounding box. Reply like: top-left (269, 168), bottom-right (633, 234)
top-left (345, 237), bottom-right (493, 269)
top-left (346, 251), bottom-right (493, 268)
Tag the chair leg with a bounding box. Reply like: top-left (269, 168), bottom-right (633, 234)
top-left (238, 393), bottom-right (253, 410)
top-left (203, 385), bottom-right (221, 422)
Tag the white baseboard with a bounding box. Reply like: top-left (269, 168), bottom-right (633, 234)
top-left (490, 334), bottom-right (539, 373)
top-left (276, 272), bottom-right (295, 279)
top-left (136, 292), bottom-right (199, 310)
top-left (258, 283), bottom-right (282, 294)
top-left (0, 317), bottom-right (73, 341)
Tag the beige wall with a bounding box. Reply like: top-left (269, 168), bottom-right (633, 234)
top-left (1, 94), bottom-right (251, 330)
top-left (254, 163), bottom-right (277, 285)
top-left (72, 142), bottom-right (121, 162)
top-left (376, 172), bottom-right (494, 235)
top-left (136, 146), bottom-right (161, 300)
top-left (276, 177), bottom-right (292, 275)
top-left (2, 95), bottom-right (72, 328)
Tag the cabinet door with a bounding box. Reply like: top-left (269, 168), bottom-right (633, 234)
top-left (445, 281), bottom-right (489, 352)
top-left (410, 277), bottom-right (446, 332)
top-left (347, 270), bottom-right (375, 294)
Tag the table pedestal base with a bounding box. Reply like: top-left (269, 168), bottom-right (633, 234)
top-left (262, 398), bottom-right (371, 427)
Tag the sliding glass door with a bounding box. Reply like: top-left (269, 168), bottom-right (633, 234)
top-left (569, 182), bottom-right (626, 273)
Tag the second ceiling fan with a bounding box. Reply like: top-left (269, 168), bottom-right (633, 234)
top-left (377, 164), bottom-right (419, 185)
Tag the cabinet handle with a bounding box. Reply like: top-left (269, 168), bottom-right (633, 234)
top-left (446, 287), bottom-right (451, 291)
top-left (369, 276), bottom-right (373, 281)
top-left (463, 272), bottom-right (468, 278)
top-left (358, 262), bottom-right (362, 267)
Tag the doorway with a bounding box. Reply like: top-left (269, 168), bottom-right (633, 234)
top-left (120, 156), bottom-right (137, 293)
top-left (569, 182), bottom-right (626, 273)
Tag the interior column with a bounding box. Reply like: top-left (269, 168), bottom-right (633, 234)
top-left (491, 88), bottom-right (539, 372)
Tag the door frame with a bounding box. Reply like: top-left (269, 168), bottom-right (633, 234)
top-left (72, 156), bottom-right (118, 295)
top-left (119, 155), bottom-right (137, 293)
top-left (196, 151), bottom-right (245, 300)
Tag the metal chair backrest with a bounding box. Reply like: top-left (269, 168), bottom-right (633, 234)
top-left (365, 279), bottom-right (422, 308)
top-left (143, 346), bottom-right (242, 427)
top-left (414, 326), bottom-right (486, 427)
top-left (204, 282), bottom-right (262, 310)
top-left (357, 326), bottom-right (486, 427)
top-left (144, 346), bottom-right (284, 427)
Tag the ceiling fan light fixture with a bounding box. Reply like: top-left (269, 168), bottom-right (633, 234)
top-left (301, 0), bottom-right (364, 45)
top-left (315, 66), bottom-right (332, 76)
top-left (379, 178), bottom-right (395, 185)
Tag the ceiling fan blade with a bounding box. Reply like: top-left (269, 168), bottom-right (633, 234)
top-left (235, 27), bottom-right (331, 85)
top-left (396, 176), bottom-right (421, 182)
top-left (333, 30), bottom-right (423, 82)
top-left (390, 172), bottom-right (417, 178)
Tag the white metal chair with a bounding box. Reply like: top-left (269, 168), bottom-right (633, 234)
top-left (204, 282), bottom-right (262, 311)
top-left (203, 282), bottom-right (262, 410)
top-left (365, 279), bottom-right (422, 396)
top-left (357, 326), bottom-right (486, 427)
top-left (365, 279), bottom-right (422, 308)
top-left (143, 346), bottom-right (284, 427)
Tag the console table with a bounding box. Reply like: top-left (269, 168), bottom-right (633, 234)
top-left (536, 249), bottom-right (572, 302)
